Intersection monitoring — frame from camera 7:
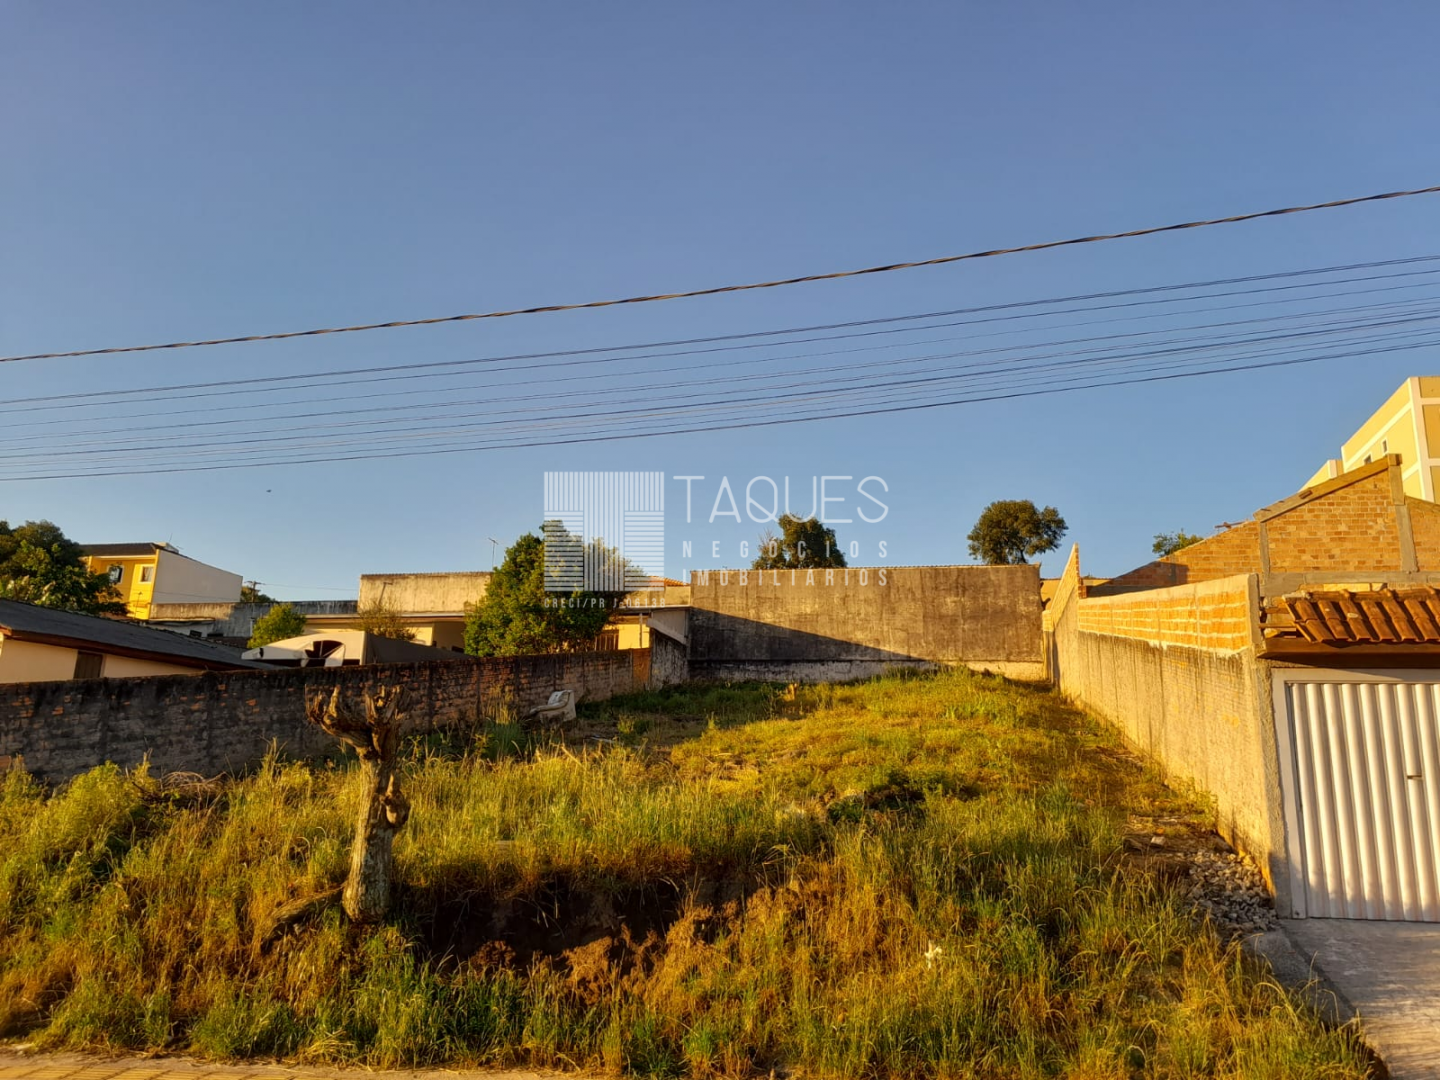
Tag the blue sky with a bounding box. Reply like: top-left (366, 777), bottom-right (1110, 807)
top-left (4, 2), bottom-right (1440, 597)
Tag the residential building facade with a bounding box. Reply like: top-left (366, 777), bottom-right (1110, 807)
top-left (1305, 376), bottom-right (1440, 500)
top-left (81, 543), bottom-right (243, 620)
top-left (0, 599), bottom-right (266, 683)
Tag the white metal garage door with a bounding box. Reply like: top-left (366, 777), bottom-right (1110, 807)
top-left (1276, 673), bottom-right (1440, 921)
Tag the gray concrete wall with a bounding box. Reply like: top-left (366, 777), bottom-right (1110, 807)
top-left (0, 649), bottom-right (648, 783)
top-left (688, 565), bottom-right (1043, 682)
top-left (648, 628), bottom-right (690, 687)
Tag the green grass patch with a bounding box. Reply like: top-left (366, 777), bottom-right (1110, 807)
top-left (0, 668), bottom-right (1371, 1077)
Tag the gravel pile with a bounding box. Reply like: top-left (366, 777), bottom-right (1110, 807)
top-left (1185, 850), bottom-right (1279, 937)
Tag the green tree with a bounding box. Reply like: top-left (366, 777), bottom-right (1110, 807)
top-left (967, 500), bottom-right (1068, 565)
top-left (0, 520), bottom-right (126, 615)
top-left (0, 540), bottom-right (129, 615)
top-left (247, 603), bottom-right (309, 647)
top-left (240, 583), bottom-right (275, 603)
top-left (356, 600), bottom-right (416, 641)
top-left (0, 520), bottom-right (84, 578)
top-left (1152, 530), bottom-right (1204, 558)
top-left (751, 515), bottom-right (848, 570)
top-left (464, 526), bottom-right (626, 657)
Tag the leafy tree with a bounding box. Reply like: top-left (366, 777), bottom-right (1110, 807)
top-left (1152, 530), bottom-right (1204, 558)
top-left (0, 521), bottom-right (125, 615)
top-left (464, 526), bottom-right (626, 657)
top-left (240, 583), bottom-right (275, 603)
top-left (0, 539), bottom-right (128, 615)
top-left (967, 500), bottom-right (1068, 565)
top-left (247, 603), bottom-right (308, 647)
top-left (0, 520), bottom-right (84, 578)
top-left (752, 515), bottom-right (848, 570)
top-left (357, 599), bottom-right (416, 641)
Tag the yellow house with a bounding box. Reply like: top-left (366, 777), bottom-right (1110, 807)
top-left (1306, 377), bottom-right (1440, 500)
top-left (81, 543), bottom-right (243, 620)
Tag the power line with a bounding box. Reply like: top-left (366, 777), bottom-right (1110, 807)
top-left (6, 183), bottom-right (1439, 364)
top-left (5, 311), bottom-right (1438, 478)
top-left (7, 253), bottom-right (1439, 417)
top-left (6, 336), bottom-right (1434, 482)
top-left (10, 293), bottom-right (1436, 455)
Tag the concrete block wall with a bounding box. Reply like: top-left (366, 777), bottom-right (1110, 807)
top-left (1048, 555), bottom-right (1289, 907)
top-left (688, 564), bottom-right (1043, 681)
top-left (0, 649), bottom-right (647, 783)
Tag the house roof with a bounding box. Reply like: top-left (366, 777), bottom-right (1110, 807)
top-left (80, 542), bottom-right (174, 557)
top-left (1270, 587), bottom-right (1440, 646)
top-left (0, 599), bottom-right (270, 671)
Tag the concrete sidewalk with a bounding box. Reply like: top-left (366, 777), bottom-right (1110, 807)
top-left (1280, 918), bottom-right (1440, 1080)
top-left (0, 1052), bottom-right (571, 1080)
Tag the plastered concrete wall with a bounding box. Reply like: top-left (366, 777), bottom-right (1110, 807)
top-left (152, 549), bottom-right (243, 607)
top-left (688, 565), bottom-right (1042, 681)
top-left (358, 572), bottom-right (490, 613)
top-left (1049, 570), bottom-right (1290, 909)
top-left (0, 638), bottom-right (82, 684)
top-left (0, 649), bottom-right (647, 783)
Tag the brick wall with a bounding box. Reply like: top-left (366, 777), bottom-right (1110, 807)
top-left (1409, 498), bottom-right (1440, 570)
top-left (0, 649), bottom-right (647, 783)
top-left (1265, 471), bottom-right (1402, 573)
top-left (1103, 521), bottom-right (1264, 589)
top-left (1103, 460), bottom-right (1428, 590)
top-left (1075, 576), bottom-right (1256, 651)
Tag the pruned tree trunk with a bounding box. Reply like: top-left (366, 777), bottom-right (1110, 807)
top-left (306, 685), bottom-right (411, 923)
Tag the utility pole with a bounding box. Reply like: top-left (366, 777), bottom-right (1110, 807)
top-left (487, 536), bottom-right (501, 568)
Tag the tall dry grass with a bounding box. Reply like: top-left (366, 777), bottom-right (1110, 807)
top-left (0, 668), bottom-right (1372, 1077)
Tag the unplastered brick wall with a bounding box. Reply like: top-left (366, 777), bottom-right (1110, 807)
top-left (1104, 459), bottom-right (1424, 590)
top-left (1103, 521), bottom-right (1264, 590)
top-left (0, 649), bottom-right (647, 783)
top-left (1075, 575), bottom-right (1257, 652)
top-left (1408, 497), bottom-right (1440, 570)
top-left (1042, 545), bottom-right (1082, 633)
top-left (1264, 469), bottom-right (1402, 573)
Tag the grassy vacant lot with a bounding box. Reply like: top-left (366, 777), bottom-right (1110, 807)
top-left (0, 669), bottom-right (1369, 1078)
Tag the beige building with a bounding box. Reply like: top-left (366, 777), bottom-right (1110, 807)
top-left (0, 599), bottom-right (266, 683)
top-left (1306, 376), bottom-right (1440, 500)
top-left (357, 571), bottom-right (491, 649)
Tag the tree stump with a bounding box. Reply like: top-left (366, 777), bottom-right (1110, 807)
top-left (305, 684), bottom-right (411, 923)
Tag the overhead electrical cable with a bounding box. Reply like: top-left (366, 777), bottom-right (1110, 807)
top-left (6, 254), bottom-right (1440, 419)
top-left (5, 184), bottom-right (1440, 364)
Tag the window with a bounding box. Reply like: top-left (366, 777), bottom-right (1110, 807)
top-left (1382, 439), bottom-right (1389, 454)
top-left (1364, 454), bottom-right (1373, 465)
top-left (140, 565), bottom-right (154, 583)
top-left (107, 564), bottom-right (123, 585)
top-left (73, 652), bottom-right (103, 679)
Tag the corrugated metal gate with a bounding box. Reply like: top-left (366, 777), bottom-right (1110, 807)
top-left (1276, 672), bottom-right (1440, 921)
